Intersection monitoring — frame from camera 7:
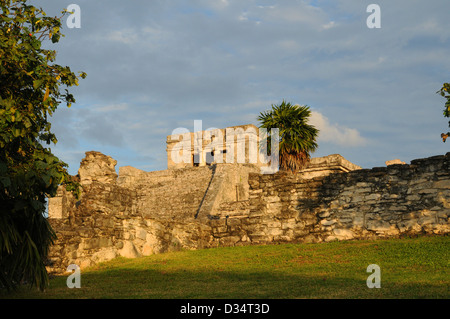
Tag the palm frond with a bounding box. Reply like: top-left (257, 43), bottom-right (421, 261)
top-left (258, 100), bottom-right (319, 172)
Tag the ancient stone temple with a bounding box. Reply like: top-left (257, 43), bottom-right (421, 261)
top-left (46, 124), bottom-right (450, 273)
top-left (166, 124), bottom-right (262, 169)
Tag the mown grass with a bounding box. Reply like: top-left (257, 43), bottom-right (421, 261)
top-left (2, 235), bottom-right (449, 299)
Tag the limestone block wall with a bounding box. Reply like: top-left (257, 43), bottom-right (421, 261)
top-left (47, 179), bottom-right (220, 272)
top-left (120, 166), bottom-right (214, 220)
top-left (208, 153), bottom-right (450, 245)
top-left (47, 152), bottom-right (259, 272)
top-left (46, 151), bottom-right (449, 273)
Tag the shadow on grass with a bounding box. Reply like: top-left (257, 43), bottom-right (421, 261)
top-left (3, 236), bottom-right (449, 299)
top-left (3, 266), bottom-right (448, 299)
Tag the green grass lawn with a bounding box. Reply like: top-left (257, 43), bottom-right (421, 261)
top-left (2, 235), bottom-right (449, 299)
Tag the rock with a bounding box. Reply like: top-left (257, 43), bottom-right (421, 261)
top-left (385, 159), bottom-right (406, 166)
top-left (119, 241), bottom-right (141, 258)
top-left (320, 219), bottom-right (337, 226)
top-left (78, 151), bottom-right (118, 186)
top-left (332, 228), bottom-right (354, 239)
top-left (319, 211), bottom-right (331, 218)
top-left (366, 220), bottom-right (392, 232)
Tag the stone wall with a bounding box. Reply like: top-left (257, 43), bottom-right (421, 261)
top-left (46, 151), bottom-right (450, 273)
top-left (210, 154), bottom-right (450, 245)
top-left (47, 152), bottom-right (260, 272)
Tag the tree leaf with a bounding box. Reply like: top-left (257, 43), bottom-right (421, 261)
top-left (43, 86), bottom-right (50, 101)
top-left (33, 79), bottom-right (43, 89)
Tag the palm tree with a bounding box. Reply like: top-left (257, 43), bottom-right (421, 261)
top-left (258, 100), bottom-right (319, 172)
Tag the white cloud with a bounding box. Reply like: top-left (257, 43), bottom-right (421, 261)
top-left (106, 29), bottom-right (138, 44)
top-left (309, 111), bottom-right (367, 147)
top-left (262, 2), bottom-right (327, 25)
top-left (238, 12), bottom-right (248, 21)
top-left (199, 0), bottom-right (229, 11)
top-left (321, 21), bottom-right (336, 30)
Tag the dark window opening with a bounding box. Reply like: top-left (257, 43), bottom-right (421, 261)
top-left (193, 154), bottom-right (200, 167)
top-left (206, 151), bottom-right (214, 166)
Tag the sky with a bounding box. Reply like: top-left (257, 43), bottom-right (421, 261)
top-left (30, 0), bottom-right (450, 175)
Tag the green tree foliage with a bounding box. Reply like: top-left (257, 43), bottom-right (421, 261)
top-left (437, 83), bottom-right (450, 142)
top-left (0, 0), bottom-right (84, 291)
top-left (258, 100), bottom-right (319, 172)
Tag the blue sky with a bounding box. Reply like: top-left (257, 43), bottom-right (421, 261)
top-left (31, 0), bottom-right (450, 175)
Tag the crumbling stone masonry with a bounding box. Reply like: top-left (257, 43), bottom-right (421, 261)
top-left (46, 150), bottom-right (450, 274)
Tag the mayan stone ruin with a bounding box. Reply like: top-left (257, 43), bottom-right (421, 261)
top-left (46, 124), bottom-right (450, 273)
